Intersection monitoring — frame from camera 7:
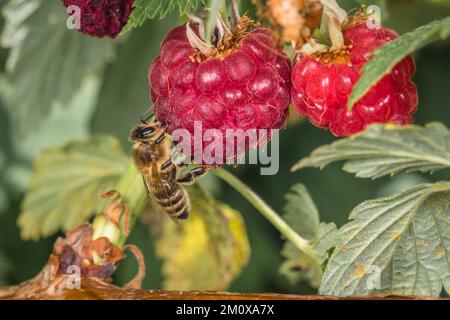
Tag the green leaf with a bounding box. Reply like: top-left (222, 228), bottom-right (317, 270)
top-left (281, 222), bottom-right (337, 288)
top-left (18, 136), bottom-right (128, 240)
top-left (1, 0), bottom-right (115, 134)
top-left (292, 123), bottom-right (450, 179)
top-left (155, 184), bottom-right (250, 290)
top-left (125, 0), bottom-right (207, 31)
top-left (347, 17), bottom-right (450, 109)
top-left (15, 76), bottom-right (102, 160)
top-left (283, 184), bottom-right (320, 240)
top-left (280, 184), bottom-right (337, 287)
top-left (320, 182), bottom-right (450, 296)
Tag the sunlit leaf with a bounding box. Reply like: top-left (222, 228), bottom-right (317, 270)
top-left (125, 0), bottom-right (207, 31)
top-left (320, 182), bottom-right (450, 296)
top-left (348, 17), bottom-right (450, 109)
top-left (18, 136), bottom-right (128, 240)
top-left (155, 184), bottom-right (250, 290)
top-left (280, 184), bottom-right (337, 287)
top-left (1, 0), bottom-right (115, 134)
top-left (292, 123), bottom-right (450, 179)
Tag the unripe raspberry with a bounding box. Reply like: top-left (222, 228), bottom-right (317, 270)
top-left (291, 22), bottom-right (418, 136)
top-left (149, 23), bottom-right (291, 163)
top-left (61, 0), bottom-right (134, 38)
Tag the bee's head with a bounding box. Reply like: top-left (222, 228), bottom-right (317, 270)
top-left (130, 122), bottom-right (165, 144)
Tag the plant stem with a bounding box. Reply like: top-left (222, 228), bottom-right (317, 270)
top-left (205, 0), bottom-right (224, 44)
top-left (92, 159), bottom-right (147, 248)
top-left (212, 167), bottom-right (317, 260)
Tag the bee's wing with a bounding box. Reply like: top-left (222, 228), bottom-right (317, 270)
top-left (150, 165), bottom-right (180, 224)
top-left (141, 174), bottom-right (166, 219)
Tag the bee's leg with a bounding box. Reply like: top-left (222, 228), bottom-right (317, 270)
top-left (160, 159), bottom-right (172, 171)
top-left (160, 159), bottom-right (179, 173)
top-left (176, 166), bottom-right (208, 185)
top-left (160, 159), bottom-right (178, 180)
top-left (140, 105), bottom-right (155, 124)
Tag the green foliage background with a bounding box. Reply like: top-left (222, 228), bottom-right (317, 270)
top-left (0, 0), bottom-right (449, 294)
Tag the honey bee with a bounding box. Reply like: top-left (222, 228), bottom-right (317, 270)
top-left (130, 117), bottom-right (207, 221)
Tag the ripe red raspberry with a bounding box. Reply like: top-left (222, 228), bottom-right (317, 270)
top-left (149, 23), bottom-right (291, 163)
top-left (291, 22), bottom-right (418, 136)
top-left (61, 0), bottom-right (134, 38)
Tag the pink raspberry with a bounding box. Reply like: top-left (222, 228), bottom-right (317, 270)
top-left (61, 0), bottom-right (134, 38)
top-left (149, 24), bottom-right (291, 163)
top-left (291, 21), bottom-right (418, 136)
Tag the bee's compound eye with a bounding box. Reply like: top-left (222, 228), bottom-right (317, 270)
top-left (139, 126), bottom-right (156, 138)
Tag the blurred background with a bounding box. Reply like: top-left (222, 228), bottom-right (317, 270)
top-left (0, 0), bottom-right (449, 294)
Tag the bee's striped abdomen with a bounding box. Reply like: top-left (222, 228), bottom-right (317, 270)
top-left (152, 161), bottom-right (189, 220)
top-left (151, 181), bottom-right (189, 220)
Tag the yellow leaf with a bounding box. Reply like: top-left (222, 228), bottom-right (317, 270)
top-left (156, 185), bottom-right (250, 290)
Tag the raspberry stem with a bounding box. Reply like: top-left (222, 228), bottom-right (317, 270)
top-left (187, 0), bottom-right (238, 57)
top-left (205, 0), bottom-right (225, 45)
top-left (212, 167), bottom-right (319, 263)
